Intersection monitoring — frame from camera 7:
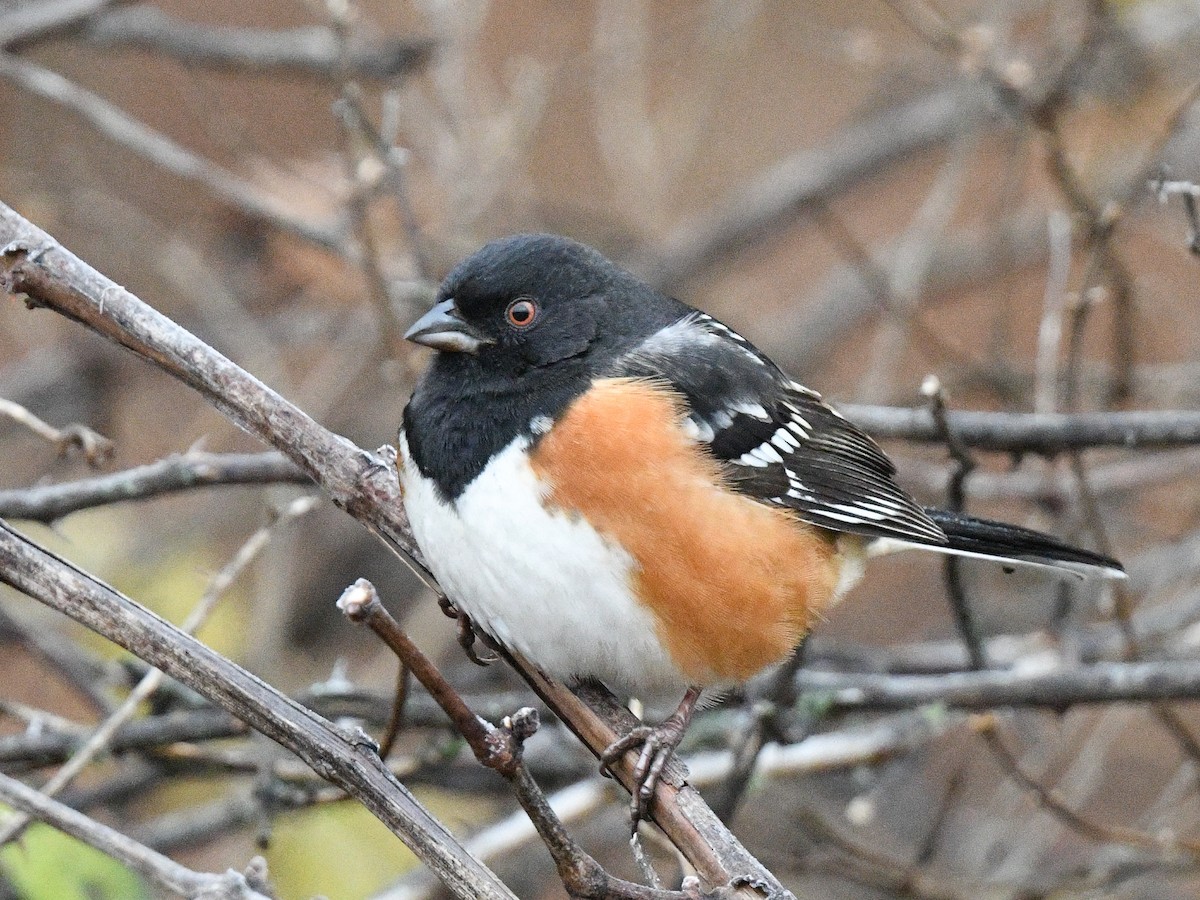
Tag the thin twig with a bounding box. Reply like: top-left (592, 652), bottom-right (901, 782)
top-left (0, 495), bottom-right (318, 846)
top-left (0, 200), bottom-right (792, 897)
top-left (0, 54), bottom-right (345, 251)
top-left (0, 396), bottom-right (113, 466)
top-left (0, 451), bottom-right (309, 523)
top-left (1152, 175), bottom-right (1200, 255)
top-left (922, 375), bottom-right (986, 669)
top-left (0, 0), bottom-right (123, 48)
top-left (81, 6), bottom-right (434, 81)
top-left (0, 771), bottom-right (275, 899)
top-left (981, 724), bottom-right (1198, 857)
top-left (338, 580), bottom-right (720, 899)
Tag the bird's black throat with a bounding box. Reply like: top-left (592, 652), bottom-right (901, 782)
top-left (402, 351), bottom-right (593, 502)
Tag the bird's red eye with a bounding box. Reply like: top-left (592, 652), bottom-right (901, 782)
top-left (506, 298), bottom-right (538, 328)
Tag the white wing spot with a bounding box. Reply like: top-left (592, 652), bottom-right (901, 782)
top-left (855, 496), bottom-right (905, 513)
top-left (732, 402), bottom-right (771, 422)
top-left (772, 427), bottom-right (800, 452)
top-left (754, 443), bottom-right (784, 465)
top-left (529, 415), bottom-right (553, 435)
top-left (806, 509), bottom-right (866, 524)
top-left (831, 503), bottom-right (886, 522)
top-left (736, 449), bottom-right (769, 468)
top-left (682, 416), bottom-right (715, 443)
top-left (787, 474), bottom-right (809, 492)
top-left (788, 380), bottom-right (822, 399)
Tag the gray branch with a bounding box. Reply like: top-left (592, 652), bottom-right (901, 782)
top-left (0, 770), bottom-right (272, 899)
top-left (0, 0), bottom-right (120, 48)
top-left (631, 82), bottom-right (1002, 291)
top-left (0, 451), bottom-right (309, 523)
top-left (83, 6), bottom-right (434, 82)
top-left (0, 200), bottom-right (780, 896)
top-left (840, 404), bottom-right (1200, 453)
top-left (0, 520), bottom-right (516, 900)
top-left (795, 661), bottom-right (1200, 711)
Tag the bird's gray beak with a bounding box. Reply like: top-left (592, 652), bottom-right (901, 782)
top-left (404, 299), bottom-right (492, 354)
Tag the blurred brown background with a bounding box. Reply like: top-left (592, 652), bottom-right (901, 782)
top-left (3, 1), bottom-right (1200, 897)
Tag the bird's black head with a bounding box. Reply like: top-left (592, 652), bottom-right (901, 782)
top-left (406, 234), bottom-right (673, 373)
top-left (402, 234), bottom-right (688, 499)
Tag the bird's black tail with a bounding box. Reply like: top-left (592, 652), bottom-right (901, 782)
top-left (918, 507), bottom-right (1125, 579)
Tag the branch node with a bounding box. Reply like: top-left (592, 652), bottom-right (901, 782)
top-left (504, 706), bottom-right (540, 744)
top-left (342, 724), bottom-right (382, 755)
top-left (336, 577), bottom-right (379, 621)
top-left (54, 423), bottom-right (116, 467)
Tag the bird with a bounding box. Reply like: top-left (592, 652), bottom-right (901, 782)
top-left (398, 233), bottom-right (1124, 819)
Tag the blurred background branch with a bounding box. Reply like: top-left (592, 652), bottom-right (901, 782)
top-left (3, 0), bottom-right (1200, 897)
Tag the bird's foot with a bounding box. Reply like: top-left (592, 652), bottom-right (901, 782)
top-left (456, 611), bottom-right (498, 666)
top-left (435, 596), bottom-right (498, 666)
top-left (600, 686), bottom-right (702, 828)
top-left (601, 721), bottom-right (686, 827)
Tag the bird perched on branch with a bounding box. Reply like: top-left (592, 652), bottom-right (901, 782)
top-left (399, 233), bottom-right (1123, 820)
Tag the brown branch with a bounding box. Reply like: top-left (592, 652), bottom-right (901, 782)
top-left (0, 200), bottom-right (789, 897)
top-left (0, 202), bottom-right (418, 566)
top-left (339, 580), bottom-right (733, 900)
top-left (515, 669), bottom-right (789, 897)
top-left (0, 450), bottom-right (308, 523)
top-left (0, 520), bottom-right (515, 899)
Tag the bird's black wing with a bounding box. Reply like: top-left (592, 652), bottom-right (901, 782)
top-left (611, 312), bottom-right (946, 545)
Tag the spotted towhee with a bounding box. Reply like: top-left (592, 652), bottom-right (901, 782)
top-left (399, 233), bottom-right (1123, 815)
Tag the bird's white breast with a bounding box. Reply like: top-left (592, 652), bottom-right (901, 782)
top-left (399, 434), bottom-right (689, 696)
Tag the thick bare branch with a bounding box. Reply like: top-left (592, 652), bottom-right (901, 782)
top-left (0, 202), bottom-right (417, 563)
top-left (0, 519), bottom-right (516, 900)
top-left (0, 199), bottom-right (785, 896)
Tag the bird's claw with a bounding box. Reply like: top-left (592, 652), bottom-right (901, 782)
top-left (457, 611), bottom-right (498, 666)
top-left (435, 596), bottom-right (498, 666)
top-left (600, 721), bottom-right (685, 828)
